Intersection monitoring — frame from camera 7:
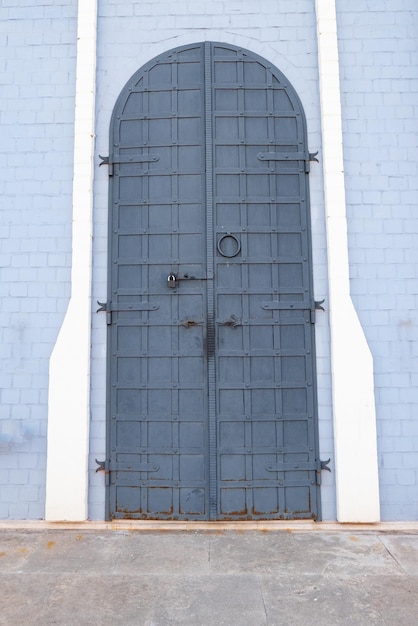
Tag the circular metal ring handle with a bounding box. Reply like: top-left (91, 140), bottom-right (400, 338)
top-left (217, 233), bottom-right (241, 258)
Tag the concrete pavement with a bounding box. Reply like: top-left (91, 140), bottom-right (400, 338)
top-left (1, 525), bottom-right (418, 625)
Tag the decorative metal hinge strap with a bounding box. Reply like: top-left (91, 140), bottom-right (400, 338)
top-left (260, 298), bottom-right (325, 324)
top-left (95, 459), bottom-right (160, 485)
top-left (99, 153), bottom-right (160, 175)
top-left (97, 300), bottom-right (160, 324)
top-left (109, 462), bottom-right (160, 472)
top-left (257, 150), bottom-right (319, 172)
top-left (266, 457), bottom-right (331, 485)
top-left (266, 459), bottom-right (331, 472)
top-left (262, 301), bottom-right (312, 310)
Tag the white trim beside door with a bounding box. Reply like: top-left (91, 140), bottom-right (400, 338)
top-left (45, 0), bottom-right (98, 521)
top-left (315, 0), bottom-right (380, 522)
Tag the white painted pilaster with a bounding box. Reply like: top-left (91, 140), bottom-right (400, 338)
top-left (315, 0), bottom-right (380, 521)
top-left (45, 0), bottom-right (98, 520)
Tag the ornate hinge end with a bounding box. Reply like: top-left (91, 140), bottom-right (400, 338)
top-left (96, 300), bottom-right (108, 313)
top-left (319, 458), bottom-right (331, 472)
top-left (97, 300), bottom-right (112, 324)
top-left (95, 459), bottom-right (110, 485)
top-left (99, 155), bottom-right (113, 175)
top-left (305, 151), bottom-right (319, 172)
top-left (310, 299), bottom-right (325, 323)
top-left (95, 459), bottom-right (105, 472)
top-left (315, 458), bottom-right (331, 485)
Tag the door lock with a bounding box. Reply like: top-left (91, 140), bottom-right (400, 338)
top-left (167, 273), bottom-right (178, 288)
top-left (167, 271), bottom-right (212, 288)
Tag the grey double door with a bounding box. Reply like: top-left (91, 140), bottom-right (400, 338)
top-left (106, 42), bottom-right (320, 520)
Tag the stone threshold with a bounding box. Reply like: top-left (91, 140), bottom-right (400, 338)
top-left (0, 520), bottom-right (417, 533)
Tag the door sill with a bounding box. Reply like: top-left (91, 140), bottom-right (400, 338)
top-left (2, 520), bottom-right (418, 533)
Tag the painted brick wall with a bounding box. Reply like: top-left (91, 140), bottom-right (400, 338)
top-left (336, 1), bottom-right (418, 519)
top-left (6, 1), bottom-right (416, 522)
top-left (0, 1), bottom-right (77, 518)
top-left (90, 0), bottom-right (334, 520)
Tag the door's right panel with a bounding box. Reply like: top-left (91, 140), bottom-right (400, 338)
top-left (212, 44), bottom-right (319, 520)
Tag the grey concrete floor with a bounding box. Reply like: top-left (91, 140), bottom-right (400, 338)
top-left (1, 528), bottom-right (418, 625)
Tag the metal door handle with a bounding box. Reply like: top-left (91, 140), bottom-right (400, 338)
top-left (217, 314), bottom-right (242, 329)
top-left (179, 317), bottom-right (204, 328)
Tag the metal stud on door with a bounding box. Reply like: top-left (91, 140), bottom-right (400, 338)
top-left (104, 42), bottom-right (322, 521)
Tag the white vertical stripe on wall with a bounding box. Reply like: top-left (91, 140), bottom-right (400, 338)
top-left (315, 0), bottom-right (380, 521)
top-left (45, 0), bottom-right (98, 520)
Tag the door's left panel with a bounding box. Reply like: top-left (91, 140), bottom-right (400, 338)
top-left (107, 45), bottom-right (209, 519)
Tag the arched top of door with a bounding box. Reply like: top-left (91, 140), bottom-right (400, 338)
top-left (110, 41), bottom-right (308, 141)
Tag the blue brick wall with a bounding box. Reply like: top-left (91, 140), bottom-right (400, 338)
top-left (90, 0), bottom-right (335, 520)
top-left (0, 1), bottom-right (77, 518)
top-left (6, 1), bottom-right (416, 522)
top-left (337, 1), bottom-right (418, 520)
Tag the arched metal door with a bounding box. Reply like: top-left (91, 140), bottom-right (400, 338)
top-left (105, 42), bottom-right (321, 520)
